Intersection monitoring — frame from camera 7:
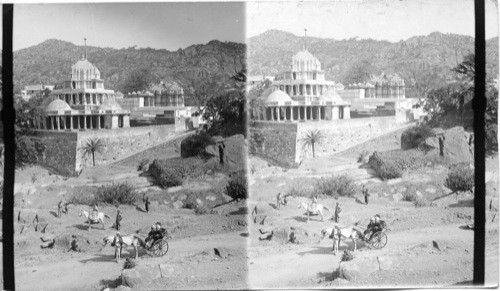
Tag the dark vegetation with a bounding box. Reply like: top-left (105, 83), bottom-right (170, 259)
top-left (68, 183), bottom-right (138, 206)
top-left (148, 157), bottom-right (224, 189)
top-left (180, 134), bottom-right (214, 158)
top-left (368, 150), bottom-right (442, 180)
top-left (341, 250), bottom-right (354, 262)
top-left (444, 165), bottom-right (475, 193)
top-left (401, 124), bottom-right (435, 150)
top-left (225, 170), bottom-right (248, 201)
top-left (123, 258), bottom-right (137, 269)
top-left (314, 175), bottom-right (358, 198)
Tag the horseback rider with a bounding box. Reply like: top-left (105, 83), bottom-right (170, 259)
top-left (92, 204), bottom-right (99, 219)
top-left (311, 195), bottom-right (318, 207)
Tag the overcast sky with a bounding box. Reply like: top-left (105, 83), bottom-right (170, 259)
top-left (12, 2), bottom-right (245, 51)
top-left (247, 0), bottom-right (499, 41)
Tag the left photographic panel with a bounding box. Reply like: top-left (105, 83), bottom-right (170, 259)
top-left (12, 3), bottom-right (248, 290)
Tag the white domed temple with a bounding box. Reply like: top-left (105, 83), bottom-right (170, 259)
top-left (38, 56), bottom-right (130, 130)
top-left (252, 49), bottom-right (350, 122)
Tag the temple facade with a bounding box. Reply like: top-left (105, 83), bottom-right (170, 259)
top-left (38, 57), bottom-right (130, 131)
top-left (252, 49), bottom-right (350, 122)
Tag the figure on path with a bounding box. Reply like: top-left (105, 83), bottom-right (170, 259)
top-left (334, 202), bottom-right (341, 223)
top-left (57, 201), bottom-right (63, 218)
top-left (144, 195), bottom-right (151, 213)
top-left (363, 186), bottom-right (370, 205)
top-left (276, 193), bottom-right (282, 210)
top-left (112, 231), bottom-right (123, 263)
top-left (115, 210), bottom-right (122, 231)
top-left (92, 204), bottom-right (99, 219)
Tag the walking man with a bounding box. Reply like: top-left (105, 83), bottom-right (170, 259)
top-left (115, 210), bottom-right (122, 231)
top-left (144, 196), bottom-right (151, 213)
top-left (276, 193), bottom-right (282, 210)
top-left (363, 186), bottom-right (370, 205)
top-left (334, 202), bottom-right (341, 223)
top-left (57, 201), bottom-right (63, 218)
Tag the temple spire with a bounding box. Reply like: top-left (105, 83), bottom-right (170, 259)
top-left (304, 29), bottom-right (307, 51)
top-left (84, 38), bottom-right (87, 60)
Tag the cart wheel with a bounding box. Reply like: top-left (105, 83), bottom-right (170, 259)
top-left (371, 232), bottom-right (387, 249)
top-left (152, 238), bottom-right (169, 256)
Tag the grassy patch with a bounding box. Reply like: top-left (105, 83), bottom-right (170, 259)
top-left (149, 157), bottom-right (226, 189)
top-left (314, 175), bottom-right (358, 198)
top-left (445, 165), bottom-right (474, 193)
top-left (67, 183), bottom-right (138, 206)
top-left (225, 170), bottom-right (248, 201)
top-left (368, 149), bottom-right (443, 180)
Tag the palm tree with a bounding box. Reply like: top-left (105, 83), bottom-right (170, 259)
top-left (301, 129), bottom-right (325, 158)
top-left (82, 138), bottom-right (105, 167)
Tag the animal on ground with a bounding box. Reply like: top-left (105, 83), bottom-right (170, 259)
top-left (298, 203), bottom-right (330, 222)
top-left (80, 210), bottom-right (111, 230)
top-left (320, 223), bottom-right (364, 255)
top-left (103, 234), bottom-right (146, 261)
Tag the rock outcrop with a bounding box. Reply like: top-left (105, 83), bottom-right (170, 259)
top-left (338, 257), bottom-right (380, 281)
top-left (420, 127), bottom-right (474, 164)
top-left (204, 134), bottom-right (247, 172)
top-left (122, 265), bottom-right (162, 288)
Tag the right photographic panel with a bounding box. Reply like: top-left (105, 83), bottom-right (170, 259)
top-left (246, 0), bottom-right (499, 288)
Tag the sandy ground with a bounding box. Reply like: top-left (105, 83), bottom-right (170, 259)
top-left (247, 128), bottom-right (499, 288)
top-left (11, 137), bottom-right (248, 290)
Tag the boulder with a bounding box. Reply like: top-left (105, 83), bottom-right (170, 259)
top-left (159, 264), bottom-right (175, 278)
top-left (122, 264), bottom-right (162, 288)
top-left (54, 234), bottom-right (73, 249)
top-left (421, 127), bottom-right (474, 164)
top-left (70, 234), bottom-right (91, 252)
top-left (204, 134), bottom-right (247, 172)
top-left (172, 201), bottom-right (183, 210)
top-left (339, 256), bottom-right (380, 281)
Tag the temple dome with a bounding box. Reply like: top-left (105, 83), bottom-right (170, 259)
top-left (320, 89), bottom-right (345, 103)
top-left (265, 90), bottom-right (292, 103)
top-left (99, 98), bottom-right (123, 111)
top-left (71, 59), bottom-right (101, 81)
top-left (45, 99), bottom-right (72, 112)
top-left (292, 50), bottom-right (321, 71)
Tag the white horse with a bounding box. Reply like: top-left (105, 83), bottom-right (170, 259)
top-left (103, 234), bottom-right (146, 262)
top-left (79, 210), bottom-right (111, 230)
top-left (298, 203), bottom-right (330, 222)
top-left (320, 223), bottom-right (364, 255)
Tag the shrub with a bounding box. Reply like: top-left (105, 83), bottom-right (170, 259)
top-left (225, 171), bottom-right (248, 201)
top-left (180, 133), bottom-right (214, 158)
top-left (182, 193), bottom-right (199, 209)
top-left (414, 197), bottom-right (429, 207)
top-left (402, 191), bottom-right (417, 202)
top-left (368, 150), bottom-right (441, 180)
top-left (357, 150), bottom-right (370, 163)
top-left (194, 204), bottom-right (208, 215)
top-left (314, 175), bottom-right (358, 198)
top-left (445, 165), bottom-right (474, 193)
top-left (401, 124), bottom-right (435, 150)
top-left (137, 159), bottom-right (150, 172)
top-left (123, 258), bottom-right (137, 269)
top-left (286, 185), bottom-right (311, 198)
top-left (341, 250), bottom-right (354, 262)
top-left (149, 157), bottom-right (224, 189)
top-left (94, 183), bottom-right (138, 205)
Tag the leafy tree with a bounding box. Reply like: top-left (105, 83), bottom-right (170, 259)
top-left (82, 138), bottom-right (105, 167)
top-left (119, 67), bottom-right (157, 94)
top-left (341, 58), bottom-right (376, 85)
top-left (202, 70), bottom-right (246, 136)
top-left (14, 95), bottom-right (46, 168)
top-left (300, 129), bottom-right (325, 158)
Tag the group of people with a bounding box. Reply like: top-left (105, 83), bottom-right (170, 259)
top-left (363, 214), bottom-right (385, 241)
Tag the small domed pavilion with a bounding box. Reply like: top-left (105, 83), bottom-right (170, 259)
top-left (39, 56), bottom-right (130, 130)
top-left (252, 49), bottom-right (350, 122)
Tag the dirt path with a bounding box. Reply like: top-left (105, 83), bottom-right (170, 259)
top-left (248, 223), bottom-right (473, 288)
top-left (16, 231), bottom-right (247, 290)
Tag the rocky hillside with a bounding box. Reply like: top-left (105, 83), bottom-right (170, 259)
top-left (11, 39), bottom-right (245, 94)
top-left (248, 30), bottom-right (498, 96)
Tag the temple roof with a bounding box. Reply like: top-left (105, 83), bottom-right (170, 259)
top-left (320, 89), bottom-right (345, 104)
top-left (265, 90), bottom-right (292, 103)
top-left (99, 98), bottom-right (123, 111)
top-left (45, 99), bottom-right (72, 112)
